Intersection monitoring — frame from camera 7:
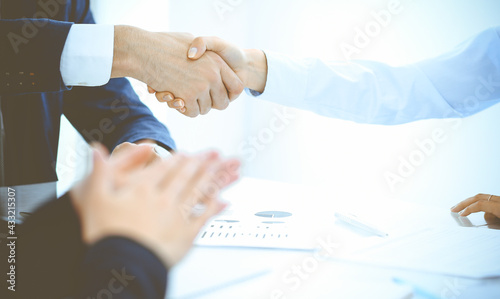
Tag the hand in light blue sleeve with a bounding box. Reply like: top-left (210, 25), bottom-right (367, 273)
top-left (181, 27), bottom-right (500, 125)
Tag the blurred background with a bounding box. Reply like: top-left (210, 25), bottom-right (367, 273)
top-left (58, 0), bottom-right (500, 208)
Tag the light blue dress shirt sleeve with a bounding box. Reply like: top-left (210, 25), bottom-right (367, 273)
top-left (251, 27), bottom-right (500, 125)
top-left (60, 24), bottom-right (114, 87)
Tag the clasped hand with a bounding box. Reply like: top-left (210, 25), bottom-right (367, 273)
top-left (141, 34), bottom-right (267, 117)
top-left (112, 27), bottom-right (247, 118)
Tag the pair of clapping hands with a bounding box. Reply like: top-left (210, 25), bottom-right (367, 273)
top-left (71, 144), bottom-right (240, 268)
top-left (144, 35), bottom-right (267, 117)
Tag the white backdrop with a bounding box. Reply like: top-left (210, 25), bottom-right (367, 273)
top-left (58, 0), bottom-right (500, 207)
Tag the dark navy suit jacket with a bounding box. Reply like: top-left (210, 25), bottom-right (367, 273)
top-left (0, 0), bottom-right (176, 187)
top-left (0, 193), bottom-right (168, 299)
top-left (0, 1), bottom-right (171, 297)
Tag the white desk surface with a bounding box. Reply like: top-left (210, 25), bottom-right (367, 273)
top-left (166, 177), bottom-right (500, 299)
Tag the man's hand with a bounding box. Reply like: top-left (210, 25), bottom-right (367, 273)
top-left (111, 26), bottom-right (244, 117)
top-left (153, 37), bottom-right (268, 113)
top-left (71, 143), bottom-right (240, 268)
top-left (451, 193), bottom-right (500, 221)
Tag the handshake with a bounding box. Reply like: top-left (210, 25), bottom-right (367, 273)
top-left (111, 26), bottom-right (269, 118)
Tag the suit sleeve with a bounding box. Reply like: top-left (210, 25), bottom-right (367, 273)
top-left (62, 2), bottom-right (176, 152)
top-left (78, 237), bottom-right (168, 299)
top-left (0, 19), bottom-right (73, 95)
top-left (63, 78), bottom-right (177, 152)
top-left (14, 193), bottom-right (87, 298)
top-left (2, 193), bottom-right (168, 299)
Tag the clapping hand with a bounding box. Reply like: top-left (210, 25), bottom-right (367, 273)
top-left (71, 143), bottom-right (240, 267)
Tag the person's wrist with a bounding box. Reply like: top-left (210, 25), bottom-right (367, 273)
top-left (111, 25), bottom-right (145, 80)
top-left (243, 49), bottom-right (268, 93)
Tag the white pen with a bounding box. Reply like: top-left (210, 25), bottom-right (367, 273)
top-left (335, 212), bottom-right (389, 237)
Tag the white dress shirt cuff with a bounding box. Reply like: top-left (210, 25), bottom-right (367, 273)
top-left (60, 24), bottom-right (114, 87)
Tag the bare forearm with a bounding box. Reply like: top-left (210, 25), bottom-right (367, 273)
top-left (112, 25), bottom-right (139, 79)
